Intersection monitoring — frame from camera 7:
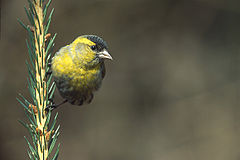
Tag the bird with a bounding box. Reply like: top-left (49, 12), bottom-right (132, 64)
top-left (47, 35), bottom-right (112, 110)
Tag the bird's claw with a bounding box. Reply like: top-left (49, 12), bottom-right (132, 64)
top-left (45, 99), bottom-right (68, 112)
top-left (45, 105), bottom-right (54, 113)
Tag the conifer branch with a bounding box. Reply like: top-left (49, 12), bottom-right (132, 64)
top-left (18, 0), bottom-right (60, 159)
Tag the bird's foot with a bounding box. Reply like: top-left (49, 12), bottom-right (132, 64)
top-left (45, 99), bottom-right (68, 112)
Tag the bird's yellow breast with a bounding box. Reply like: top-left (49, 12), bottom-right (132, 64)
top-left (52, 46), bottom-right (101, 89)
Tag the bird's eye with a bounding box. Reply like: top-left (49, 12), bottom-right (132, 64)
top-left (90, 45), bottom-right (97, 51)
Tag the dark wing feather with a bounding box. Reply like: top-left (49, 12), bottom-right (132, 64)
top-left (101, 62), bottom-right (106, 79)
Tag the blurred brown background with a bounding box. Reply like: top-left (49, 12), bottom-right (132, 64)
top-left (1, 0), bottom-right (240, 159)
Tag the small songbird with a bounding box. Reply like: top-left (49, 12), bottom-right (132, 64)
top-left (49, 35), bottom-right (112, 110)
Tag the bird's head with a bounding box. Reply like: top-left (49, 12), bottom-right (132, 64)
top-left (71, 35), bottom-right (112, 67)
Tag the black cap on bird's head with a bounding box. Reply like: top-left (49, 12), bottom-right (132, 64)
top-left (83, 35), bottom-right (112, 60)
top-left (83, 35), bottom-right (108, 51)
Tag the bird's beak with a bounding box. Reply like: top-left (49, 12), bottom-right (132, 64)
top-left (98, 49), bottom-right (113, 60)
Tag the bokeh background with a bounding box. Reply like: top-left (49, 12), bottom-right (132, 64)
top-left (1, 0), bottom-right (240, 159)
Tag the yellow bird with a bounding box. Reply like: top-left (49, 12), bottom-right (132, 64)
top-left (48, 35), bottom-right (112, 110)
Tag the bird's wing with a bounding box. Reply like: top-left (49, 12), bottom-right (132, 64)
top-left (101, 63), bottom-right (106, 79)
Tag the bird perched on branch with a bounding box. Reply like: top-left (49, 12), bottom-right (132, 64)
top-left (48, 35), bottom-right (112, 110)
